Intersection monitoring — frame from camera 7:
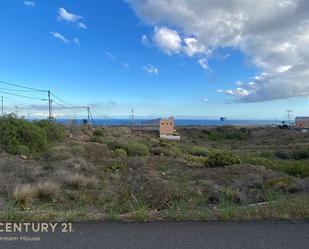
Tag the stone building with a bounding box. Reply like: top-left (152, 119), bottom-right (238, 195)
top-left (295, 117), bottom-right (309, 129)
top-left (159, 117), bottom-right (180, 140)
top-left (160, 117), bottom-right (175, 135)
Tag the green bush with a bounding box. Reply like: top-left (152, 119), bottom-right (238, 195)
top-left (292, 149), bottom-right (309, 160)
top-left (93, 128), bottom-right (105, 137)
top-left (16, 145), bottom-right (30, 155)
top-left (71, 145), bottom-right (87, 157)
top-left (188, 146), bottom-right (209, 157)
top-left (114, 148), bottom-right (127, 158)
top-left (106, 160), bottom-right (126, 170)
top-left (0, 115), bottom-right (48, 154)
top-left (89, 135), bottom-right (104, 143)
top-left (205, 151), bottom-right (241, 167)
top-left (167, 146), bottom-right (182, 157)
top-left (127, 141), bottom-right (149, 156)
top-left (34, 120), bottom-right (65, 142)
top-left (207, 133), bottom-right (224, 141)
top-left (275, 149), bottom-right (309, 160)
top-left (275, 161), bottom-right (309, 178)
top-left (275, 150), bottom-right (293, 159)
top-left (106, 139), bottom-right (127, 151)
top-left (206, 127), bottom-right (251, 141)
top-left (241, 155), bottom-right (275, 168)
top-left (264, 177), bottom-right (298, 192)
top-left (151, 147), bottom-right (169, 156)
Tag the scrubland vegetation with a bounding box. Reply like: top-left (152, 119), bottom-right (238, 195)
top-left (0, 115), bottom-right (308, 221)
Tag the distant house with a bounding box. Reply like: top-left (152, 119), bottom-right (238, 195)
top-left (160, 117), bottom-right (175, 135)
top-left (295, 117), bottom-right (309, 129)
top-left (159, 117), bottom-right (180, 140)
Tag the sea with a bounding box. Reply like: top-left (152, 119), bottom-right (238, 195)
top-left (56, 119), bottom-right (278, 126)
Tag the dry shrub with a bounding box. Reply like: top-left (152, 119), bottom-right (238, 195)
top-left (45, 145), bottom-right (73, 161)
top-left (36, 182), bottom-right (60, 199)
top-left (84, 143), bottom-right (113, 162)
top-left (13, 184), bottom-right (38, 204)
top-left (65, 173), bottom-right (98, 189)
top-left (71, 145), bottom-right (87, 157)
top-left (63, 157), bottom-right (96, 174)
top-left (13, 181), bottom-right (60, 204)
top-left (265, 177), bottom-right (302, 193)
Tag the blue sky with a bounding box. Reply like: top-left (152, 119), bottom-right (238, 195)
top-left (0, 0), bottom-right (308, 120)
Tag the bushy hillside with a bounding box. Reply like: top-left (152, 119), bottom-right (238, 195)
top-left (0, 121), bottom-right (308, 221)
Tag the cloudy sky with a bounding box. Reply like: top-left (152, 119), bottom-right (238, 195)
top-left (0, 0), bottom-right (308, 119)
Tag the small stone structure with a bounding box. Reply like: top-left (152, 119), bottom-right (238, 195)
top-left (295, 117), bottom-right (309, 129)
top-left (159, 117), bottom-right (180, 140)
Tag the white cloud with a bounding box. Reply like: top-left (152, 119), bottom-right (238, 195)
top-left (58, 7), bottom-right (82, 22)
top-left (57, 7), bottom-right (87, 29)
top-left (198, 58), bottom-right (211, 71)
top-left (122, 62), bottom-right (130, 68)
top-left (50, 32), bottom-right (69, 44)
top-left (32, 112), bottom-right (64, 118)
top-left (217, 88), bottom-right (251, 97)
top-left (143, 65), bottom-right (159, 75)
top-left (77, 22), bottom-right (87, 29)
top-left (152, 27), bottom-right (208, 57)
top-left (23, 1), bottom-right (35, 7)
top-left (104, 51), bottom-right (115, 59)
top-left (126, 0), bottom-right (309, 102)
top-left (141, 34), bottom-right (150, 46)
top-left (276, 65), bottom-right (293, 73)
top-left (153, 27), bottom-right (182, 54)
top-left (183, 37), bottom-right (206, 57)
top-left (73, 38), bottom-right (80, 45)
top-left (204, 97), bottom-right (209, 102)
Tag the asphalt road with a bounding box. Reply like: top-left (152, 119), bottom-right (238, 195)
top-left (0, 221), bottom-right (309, 249)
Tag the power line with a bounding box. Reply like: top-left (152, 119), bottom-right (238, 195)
top-left (0, 80), bottom-right (47, 92)
top-left (0, 87), bottom-right (44, 93)
top-left (0, 90), bottom-right (48, 101)
top-left (50, 92), bottom-right (73, 107)
top-left (52, 99), bottom-right (69, 108)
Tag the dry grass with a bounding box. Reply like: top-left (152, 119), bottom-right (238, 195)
top-left (65, 173), bottom-right (99, 189)
top-left (13, 184), bottom-right (38, 204)
top-left (36, 182), bottom-right (60, 199)
top-left (13, 181), bottom-right (60, 204)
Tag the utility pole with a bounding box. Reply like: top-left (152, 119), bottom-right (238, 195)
top-left (48, 90), bottom-right (51, 120)
top-left (86, 106), bottom-right (95, 128)
top-left (287, 110), bottom-right (293, 125)
top-left (15, 105), bottom-right (18, 118)
top-left (130, 108), bottom-right (134, 135)
top-left (1, 96), bottom-right (3, 117)
top-left (87, 106), bottom-right (90, 125)
top-left (50, 100), bottom-right (53, 119)
top-left (131, 108), bottom-right (134, 126)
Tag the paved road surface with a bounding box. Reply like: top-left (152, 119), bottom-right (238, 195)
top-left (1, 221), bottom-right (308, 249)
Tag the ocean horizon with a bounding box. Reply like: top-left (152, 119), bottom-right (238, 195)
top-left (55, 118), bottom-right (281, 126)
